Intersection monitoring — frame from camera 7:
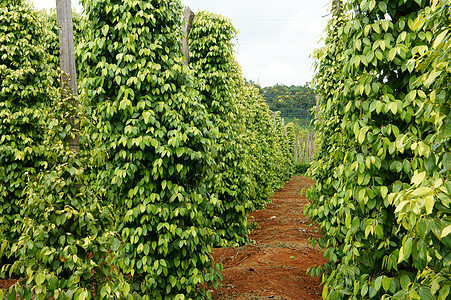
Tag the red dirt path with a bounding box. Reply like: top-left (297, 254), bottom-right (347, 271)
top-left (210, 176), bottom-right (324, 300)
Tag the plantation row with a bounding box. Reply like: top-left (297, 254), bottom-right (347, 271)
top-left (308, 0), bottom-right (451, 299)
top-left (0, 0), bottom-right (297, 299)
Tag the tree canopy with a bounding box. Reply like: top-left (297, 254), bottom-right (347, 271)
top-left (259, 83), bottom-right (316, 120)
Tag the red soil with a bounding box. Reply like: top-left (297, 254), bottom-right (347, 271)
top-left (210, 176), bottom-right (324, 300)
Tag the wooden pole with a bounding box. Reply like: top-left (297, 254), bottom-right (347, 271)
top-left (182, 7), bottom-right (195, 66)
top-left (56, 0), bottom-right (79, 152)
top-left (333, 0), bottom-right (343, 15)
top-left (297, 138), bottom-right (301, 163)
top-left (310, 132), bottom-right (315, 162)
top-left (294, 139), bottom-right (298, 163)
top-left (273, 111), bottom-right (277, 133)
top-left (299, 136), bottom-right (304, 164)
top-left (282, 118), bottom-right (288, 141)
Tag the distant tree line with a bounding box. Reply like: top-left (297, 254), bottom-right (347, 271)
top-left (247, 82), bottom-right (317, 126)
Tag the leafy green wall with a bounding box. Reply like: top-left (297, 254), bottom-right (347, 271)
top-left (0, 0), bottom-right (53, 269)
top-left (307, 0), bottom-right (451, 299)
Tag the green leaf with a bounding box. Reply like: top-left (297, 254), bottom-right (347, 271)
top-left (102, 25), bottom-right (109, 36)
top-left (443, 153), bottom-right (451, 170)
top-left (123, 283), bottom-right (130, 297)
top-left (411, 187), bottom-right (433, 197)
top-left (400, 274), bottom-right (411, 289)
top-left (345, 214), bottom-right (351, 228)
top-left (388, 48), bottom-right (397, 61)
top-left (35, 273), bottom-right (45, 285)
top-left (49, 274), bottom-right (58, 290)
top-left (416, 220), bottom-right (429, 239)
top-left (361, 283), bottom-right (368, 297)
top-left (419, 287), bottom-right (435, 300)
top-left (439, 286), bottom-right (450, 300)
top-left (381, 186), bottom-right (388, 199)
top-left (375, 276), bottom-right (382, 292)
top-left (378, 2), bottom-right (387, 12)
top-left (425, 195), bottom-right (435, 215)
top-left (382, 276), bottom-right (391, 292)
top-left (411, 170), bottom-right (426, 187)
top-left (403, 237), bottom-right (413, 260)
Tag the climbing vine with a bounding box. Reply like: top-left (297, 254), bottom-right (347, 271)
top-left (0, 0), bottom-right (53, 270)
top-left (307, 0), bottom-right (451, 299)
top-left (77, 0), bottom-right (221, 298)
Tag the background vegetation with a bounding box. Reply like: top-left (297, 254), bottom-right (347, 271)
top-left (250, 82), bottom-right (317, 130)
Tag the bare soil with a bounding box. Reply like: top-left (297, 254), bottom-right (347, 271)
top-left (1, 176), bottom-right (324, 299)
top-left (210, 176), bottom-right (324, 300)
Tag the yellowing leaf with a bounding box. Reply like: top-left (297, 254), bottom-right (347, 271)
top-left (381, 186), bottom-right (388, 199)
top-left (425, 195), bottom-right (435, 215)
top-left (441, 225), bottom-right (451, 239)
top-left (433, 29), bottom-right (449, 49)
top-left (411, 187), bottom-right (433, 197)
top-left (411, 171), bottom-right (426, 187)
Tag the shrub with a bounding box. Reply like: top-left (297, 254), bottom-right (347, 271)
top-left (294, 163), bottom-right (310, 175)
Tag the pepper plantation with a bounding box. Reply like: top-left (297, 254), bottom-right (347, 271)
top-left (0, 0), bottom-right (296, 299)
top-left (2, 0), bottom-right (451, 299)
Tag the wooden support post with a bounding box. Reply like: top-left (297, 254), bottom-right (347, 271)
top-left (310, 132), bottom-right (315, 162)
top-left (182, 7), bottom-right (195, 66)
top-left (56, 0), bottom-right (79, 152)
top-left (333, 0), bottom-right (343, 15)
top-left (299, 136), bottom-right (304, 164)
top-left (297, 138), bottom-right (301, 163)
top-left (273, 111), bottom-right (277, 133)
top-left (282, 118), bottom-right (288, 141)
top-left (316, 95), bottom-right (321, 122)
top-left (294, 139), bottom-right (298, 164)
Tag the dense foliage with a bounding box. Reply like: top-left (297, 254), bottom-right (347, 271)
top-left (190, 11), bottom-right (258, 246)
top-left (1, 0), bottom-right (296, 298)
top-left (11, 149), bottom-right (127, 300)
top-left (0, 0), bottom-right (52, 270)
top-left (0, 2), bottom-right (127, 299)
top-left (190, 12), bottom-right (294, 246)
top-left (307, 0), bottom-right (451, 299)
top-left (77, 0), bottom-right (222, 298)
top-left (240, 84), bottom-right (293, 203)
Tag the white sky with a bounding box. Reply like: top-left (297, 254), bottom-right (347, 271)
top-left (30, 0), bottom-right (331, 87)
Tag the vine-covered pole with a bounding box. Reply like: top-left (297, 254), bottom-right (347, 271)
top-left (282, 118), bottom-right (288, 141)
top-left (294, 139), bottom-right (298, 163)
top-left (56, 0), bottom-right (79, 152)
top-left (273, 111), bottom-right (277, 133)
top-left (181, 7), bottom-right (195, 65)
top-left (333, 0), bottom-right (342, 14)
